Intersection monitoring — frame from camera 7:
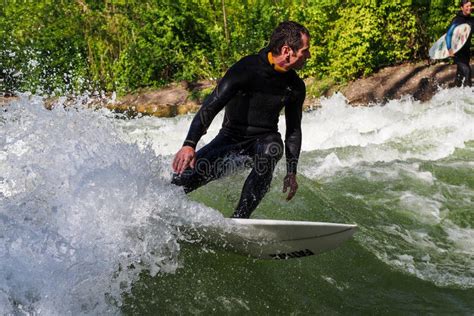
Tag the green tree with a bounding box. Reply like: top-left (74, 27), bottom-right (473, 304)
top-left (0, 0), bottom-right (467, 96)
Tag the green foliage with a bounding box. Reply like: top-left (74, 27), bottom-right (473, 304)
top-left (425, 0), bottom-right (459, 41)
top-left (326, 5), bottom-right (383, 81)
top-left (0, 0), bottom-right (467, 95)
top-left (382, 4), bottom-right (423, 61)
top-left (306, 77), bottom-right (337, 99)
top-left (323, 1), bottom-right (434, 83)
top-left (110, 1), bottom-right (216, 92)
top-left (226, 1), bottom-right (288, 67)
top-left (1, 2), bottom-right (88, 94)
top-left (189, 86), bottom-right (214, 103)
top-left (288, 0), bottom-right (339, 78)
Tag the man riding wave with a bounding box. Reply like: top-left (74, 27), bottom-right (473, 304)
top-left (172, 21), bottom-right (311, 218)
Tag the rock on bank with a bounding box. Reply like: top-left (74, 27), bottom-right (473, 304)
top-left (108, 60), bottom-right (469, 116)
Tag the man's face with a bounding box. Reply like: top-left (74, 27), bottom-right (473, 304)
top-left (462, 2), bottom-right (472, 16)
top-left (288, 34), bottom-right (311, 70)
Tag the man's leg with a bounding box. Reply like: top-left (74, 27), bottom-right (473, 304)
top-left (171, 133), bottom-right (248, 193)
top-left (231, 133), bottom-right (283, 218)
top-left (454, 57), bottom-right (472, 87)
top-left (464, 62), bottom-right (472, 87)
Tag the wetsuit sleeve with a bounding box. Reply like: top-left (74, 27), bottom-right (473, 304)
top-left (446, 23), bottom-right (458, 50)
top-left (183, 63), bottom-right (247, 148)
top-left (284, 83), bottom-right (305, 174)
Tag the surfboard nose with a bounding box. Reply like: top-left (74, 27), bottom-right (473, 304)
top-left (218, 218), bottom-right (358, 259)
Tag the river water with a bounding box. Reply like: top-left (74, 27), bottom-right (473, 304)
top-left (1, 88), bottom-right (473, 314)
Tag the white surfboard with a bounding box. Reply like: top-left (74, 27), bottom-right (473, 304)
top-left (198, 218), bottom-right (357, 260)
top-left (429, 23), bottom-right (471, 60)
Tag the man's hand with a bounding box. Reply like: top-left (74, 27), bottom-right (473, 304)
top-left (172, 146), bottom-right (196, 174)
top-left (283, 173), bottom-right (298, 201)
top-left (448, 49), bottom-right (455, 57)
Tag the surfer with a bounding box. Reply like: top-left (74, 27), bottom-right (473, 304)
top-left (171, 21), bottom-right (310, 218)
top-left (447, 0), bottom-right (473, 87)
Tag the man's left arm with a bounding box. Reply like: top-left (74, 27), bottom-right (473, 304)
top-left (283, 84), bottom-right (304, 201)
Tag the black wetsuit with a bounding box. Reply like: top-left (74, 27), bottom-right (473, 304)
top-left (172, 48), bottom-right (305, 218)
top-left (447, 11), bottom-right (473, 87)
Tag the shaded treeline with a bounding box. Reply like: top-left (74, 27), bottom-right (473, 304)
top-left (0, 0), bottom-right (460, 96)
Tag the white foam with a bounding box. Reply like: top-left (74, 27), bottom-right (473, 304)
top-left (0, 95), bottom-right (224, 314)
top-left (300, 88), bottom-right (474, 167)
top-left (445, 222), bottom-right (474, 253)
top-left (398, 191), bottom-right (442, 224)
top-left (117, 87), bottom-right (473, 166)
top-left (379, 221), bottom-right (474, 288)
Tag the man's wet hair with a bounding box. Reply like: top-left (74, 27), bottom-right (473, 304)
top-left (268, 21), bottom-right (310, 55)
top-left (460, 0), bottom-right (471, 6)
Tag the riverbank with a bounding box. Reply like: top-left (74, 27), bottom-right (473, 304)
top-left (105, 59), bottom-right (468, 116)
top-left (339, 60), bottom-right (469, 105)
top-left (1, 60), bottom-right (471, 115)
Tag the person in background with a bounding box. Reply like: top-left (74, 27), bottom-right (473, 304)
top-left (447, 0), bottom-right (473, 87)
top-left (171, 21), bottom-right (311, 218)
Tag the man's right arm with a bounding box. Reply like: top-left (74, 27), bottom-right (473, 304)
top-left (173, 63), bottom-right (245, 174)
top-left (182, 64), bottom-right (244, 149)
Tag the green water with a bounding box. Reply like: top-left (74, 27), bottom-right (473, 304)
top-left (122, 141), bottom-right (474, 314)
top-left (124, 243), bottom-right (473, 314)
top-left (2, 92), bottom-right (473, 314)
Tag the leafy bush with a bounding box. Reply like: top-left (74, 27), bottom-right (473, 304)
top-left (1, 2), bottom-right (88, 94)
top-left (0, 0), bottom-right (467, 95)
top-left (326, 5), bottom-right (383, 81)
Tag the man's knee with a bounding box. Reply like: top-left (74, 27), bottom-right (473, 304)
top-left (253, 134), bottom-right (283, 175)
top-left (259, 133), bottom-right (284, 161)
